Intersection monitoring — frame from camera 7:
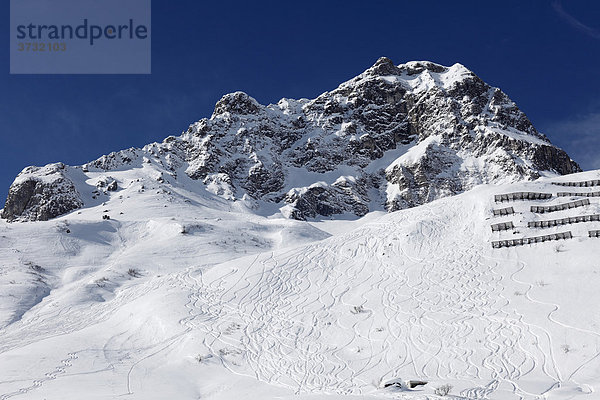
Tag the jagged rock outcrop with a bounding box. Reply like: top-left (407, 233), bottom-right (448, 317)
top-left (282, 176), bottom-right (371, 220)
top-left (2, 57), bottom-right (581, 221)
top-left (1, 163), bottom-right (83, 222)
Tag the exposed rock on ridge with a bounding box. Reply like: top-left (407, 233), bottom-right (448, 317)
top-left (1, 163), bottom-right (83, 221)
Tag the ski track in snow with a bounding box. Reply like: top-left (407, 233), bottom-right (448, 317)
top-left (161, 200), bottom-right (595, 399)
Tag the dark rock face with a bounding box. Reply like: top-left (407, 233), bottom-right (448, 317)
top-left (385, 142), bottom-right (464, 210)
top-left (171, 59), bottom-right (578, 218)
top-left (283, 177), bottom-right (371, 220)
top-left (367, 56), bottom-right (401, 76)
top-left (95, 176), bottom-right (118, 192)
top-left (2, 58), bottom-right (581, 221)
top-left (1, 164), bottom-right (83, 222)
top-left (531, 145), bottom-right (581, 176)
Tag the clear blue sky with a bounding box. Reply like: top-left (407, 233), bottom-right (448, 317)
top-left (2, 0), bottom-right (600, 202)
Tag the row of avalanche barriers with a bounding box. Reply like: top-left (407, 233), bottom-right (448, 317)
top-left (557, 191), bottom-right (600, 197)
top-left (495, 192), bottom-right (552, 202)
top-left (491, 221), bottom-right (515, 232)
top-left (552, 179), bottom-right (600, 187)
top-left (530, 199), bottom-right (590, 214)
top-left (492, 206), bottom-right (514, 216)
top-left (492, 231), bottom-right (572, 248)
top-left (528, 214), bottom-right (600, 228)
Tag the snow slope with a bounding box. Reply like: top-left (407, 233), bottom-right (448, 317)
top-left (1, 170), bottom-right (599, 400)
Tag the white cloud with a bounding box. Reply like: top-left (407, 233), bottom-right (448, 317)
top-left (552, 1), bottom-right (600, 40)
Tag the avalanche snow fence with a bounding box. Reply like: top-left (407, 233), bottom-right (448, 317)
top-left (530, 199), bottom-right (590, 214)
top-left (491, 221), bottom-right (515, 232)
top-left (528, 214), bottom-right (600, 228)
top-left (492, 207), bottom-right (515, 216)
top-left (552, 179), bottom-right (600, 187)
top-left (492, 231), bottom-right (573, 249)
top-left (557, 191), bottom-right (600, 197)
top-left (495, 192), bottom-right (552, 203)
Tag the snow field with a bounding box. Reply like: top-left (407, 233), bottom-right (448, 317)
top-left (0, 171), bottom-right (599, 399)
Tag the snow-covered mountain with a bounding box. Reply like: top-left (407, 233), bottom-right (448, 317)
top-left (1, 58), bottom-right (580, 222)
top-left (1, 59), bottom-right (598, 400)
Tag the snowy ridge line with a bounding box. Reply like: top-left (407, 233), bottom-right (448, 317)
top-left (557, 191), bottom-right (600, 197)
top-left (494, 192), bottom-right (552, 203)
top-left (528, 214), bottom-right (600, 228)
top-left (491, 221), bottom-right (515, 232)
top-left (590, 230), bottom-right (600, 238)
top-left (552, 180), bottom-right (600, 187)
top-left (530, 199), bottom-right (590, 214)
top-left (492, 206), bottom-right (515, 216)
top-left (492, 231), bottom-right (573, 249)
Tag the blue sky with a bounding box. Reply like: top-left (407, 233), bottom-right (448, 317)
top-left (2, 0), bottom-right (600, 201)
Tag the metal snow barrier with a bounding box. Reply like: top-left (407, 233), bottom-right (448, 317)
top-left (492, 231), bottom-right (573, 248)
top-left (557, 191), bottom-right (600, 197)
top-left (494, 192), bottom-right (552, 203)
top-left (552, 179), bottom-right (600, 187)
top-left (528, 214), bottom-right (600, 228)
top-left (590, 230), bottom-right (600, 238)
top-left (492, 206), bottom-right (515, 216)
top-left (530, 199), bottom-right (590, 214)
top-left (491, 221), bottom-right (515, 232)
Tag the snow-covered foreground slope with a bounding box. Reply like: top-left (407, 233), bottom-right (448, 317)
top-left (1, 170), bottom-right (599, 400)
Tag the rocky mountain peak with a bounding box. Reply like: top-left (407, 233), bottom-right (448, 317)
top-left (1, 57), bottom-right (581, 222)
top-left (366, 56), bottom-right (400, 76)
top-left (366, 58), bottom-right (451, 78)
top-left (212, 91), bottom-right (262, 117)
